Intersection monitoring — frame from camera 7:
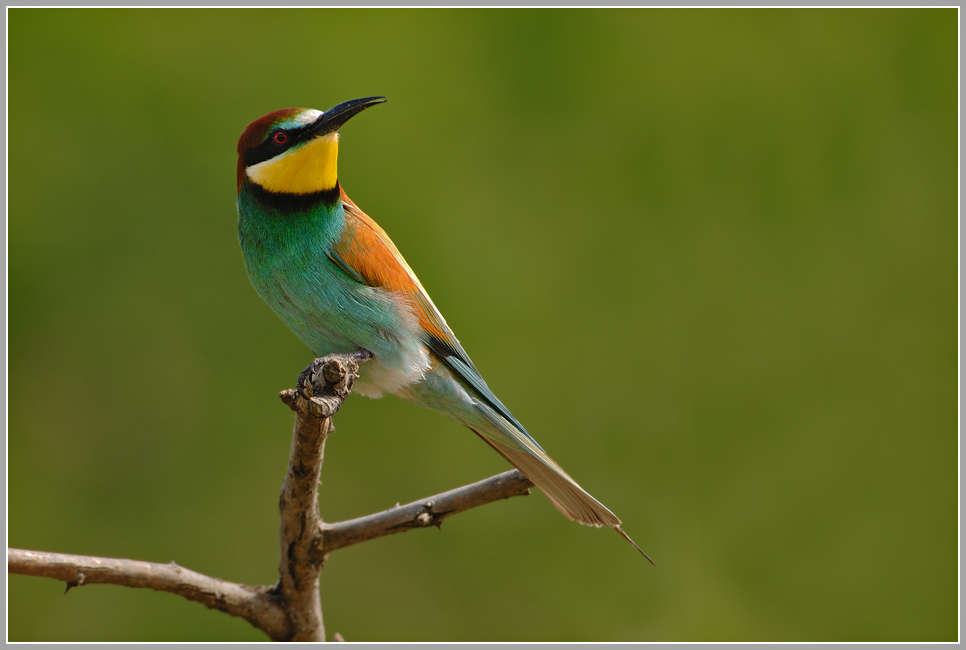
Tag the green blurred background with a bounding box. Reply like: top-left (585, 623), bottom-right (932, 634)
top-left (7, 8), bottom-right (957, 642)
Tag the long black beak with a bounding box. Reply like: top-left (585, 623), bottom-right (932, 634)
top-left (311, 96), bottom-right (386, 137)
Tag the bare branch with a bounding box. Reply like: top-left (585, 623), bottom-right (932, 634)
top-left (322, 470), bottom-right (534, 553)
top-left (7, 548), bottom-right (289, 639)
top-left (273, 354), bottom-right (361, 642)
top-left (7, 353), bottom-right (537, 641)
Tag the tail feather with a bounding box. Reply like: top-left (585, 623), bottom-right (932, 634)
top-left (395, 359), bottom-right (653, 561)
top-left (475, 433), bottom-right (621, 528)
top-left (475, 433), bottom-right (656, 564)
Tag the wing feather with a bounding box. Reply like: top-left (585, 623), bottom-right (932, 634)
top-left (333, 189), bottom-right (529, 436)
top-left (331, 190), bottom-right (649, 552)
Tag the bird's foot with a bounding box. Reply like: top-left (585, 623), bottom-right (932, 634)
top-left (349, 348), bottom-right (374, 363)
top-left (296, 353), bottom-right (363, 404)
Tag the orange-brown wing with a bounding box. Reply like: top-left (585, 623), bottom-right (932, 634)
top-left (330, 189), bottom-right (477, 373)
top-left (331, 190), bottom-right (540, 451)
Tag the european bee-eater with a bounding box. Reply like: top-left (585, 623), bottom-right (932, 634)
top-left (236, 97), bottom-right (650, 561)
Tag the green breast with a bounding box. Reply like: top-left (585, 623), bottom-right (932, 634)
top-left (236, 182), bottom-right (429, 396)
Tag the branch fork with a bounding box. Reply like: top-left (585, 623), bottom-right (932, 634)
top-left (9, 353), bottom-right (535, 641)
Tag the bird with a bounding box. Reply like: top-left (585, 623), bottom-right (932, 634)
top-left (235, 97), bottom-right (652, 562)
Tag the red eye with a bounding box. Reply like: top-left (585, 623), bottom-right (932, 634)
top-left (273, 131), bottom-right (287, 144)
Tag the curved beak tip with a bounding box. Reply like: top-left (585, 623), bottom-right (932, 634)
top-left (315, 96), bottom-right (387, 135)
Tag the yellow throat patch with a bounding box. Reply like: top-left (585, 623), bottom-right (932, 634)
top-left (246, 132), bottom-right (339, 195)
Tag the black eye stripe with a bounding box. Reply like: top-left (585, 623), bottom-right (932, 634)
top-left (243, 115), bottom-right (324, 167)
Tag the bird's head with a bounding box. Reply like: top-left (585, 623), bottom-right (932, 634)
top-left (236, 96), bottom-right (386, 195)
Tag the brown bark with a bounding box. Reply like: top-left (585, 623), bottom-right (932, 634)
top-left (8, 354), bottom-right (535, 641)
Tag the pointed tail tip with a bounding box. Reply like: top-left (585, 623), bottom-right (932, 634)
top-left (615, 526), bottom-right (656, 566)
